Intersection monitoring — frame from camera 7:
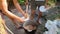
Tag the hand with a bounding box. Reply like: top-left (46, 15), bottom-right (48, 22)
top-left (24, 13), bottom-right (29, 18)
top-left (20, 20), bottom-right (25, 23)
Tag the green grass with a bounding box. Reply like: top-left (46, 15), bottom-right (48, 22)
top-left (9, 0), bottom-right (26, 6)
top-left (18, 0), bottom-right (26, 5)
top-left (48, 0), bottom-right (55, 6)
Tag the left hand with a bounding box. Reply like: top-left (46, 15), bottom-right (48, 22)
top-left (24, 13), bottom-right (29, 18)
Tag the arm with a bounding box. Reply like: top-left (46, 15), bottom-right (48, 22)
top-left (1, 0), bottom-right (24, 23)
top-left (45, 0), bottom-right (48, 8)
top-left (30, 0), bottom-right (36, 20)
top-left (13, 0), bottom-right (26, 17)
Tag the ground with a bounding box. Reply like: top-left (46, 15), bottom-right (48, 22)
top-left (3, 6), bottom-right (34, 34)
top-left (3, 9), bottom-right (25, 34)
top-left (3, 5), bottom-right (60, 34)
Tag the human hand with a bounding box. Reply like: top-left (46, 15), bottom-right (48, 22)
top-left (24, 13), bottom-right (29, 18)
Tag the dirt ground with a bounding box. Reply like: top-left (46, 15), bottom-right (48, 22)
top-left (3, 5), bottom-right (59, 34)
top-left (3, 9), bottom-right (25, 34)
top-left (3, 6), bottom-right (37, 34)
